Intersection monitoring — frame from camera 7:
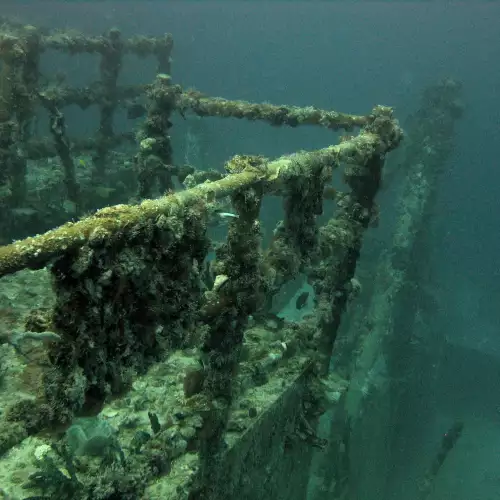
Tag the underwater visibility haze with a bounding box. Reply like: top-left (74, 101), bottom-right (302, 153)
top-left (0, 2), bottom-right (499, 500)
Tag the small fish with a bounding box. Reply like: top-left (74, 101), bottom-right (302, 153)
top-left (208, 211), bottom-right (239, 228)
top-left (126, 102), bottom-right (146, 120)
top-left (10, 207), bottom-right (37, 217)
top-left (218, 212), bottom-right (239, 219)
top-left (295, 291), bottom-right (309, 310)
top-left (323, 186), bottom-right (337, 200)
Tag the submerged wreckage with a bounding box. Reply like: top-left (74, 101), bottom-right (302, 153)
top-left (0, 18), bottom-right (463, 500)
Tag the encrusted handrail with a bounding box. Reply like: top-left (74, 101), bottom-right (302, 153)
top-left (0, 107), bottom-right (401, 279)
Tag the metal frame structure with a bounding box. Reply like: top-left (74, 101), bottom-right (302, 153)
top-left (0, 19), bottom-right (405, 500)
